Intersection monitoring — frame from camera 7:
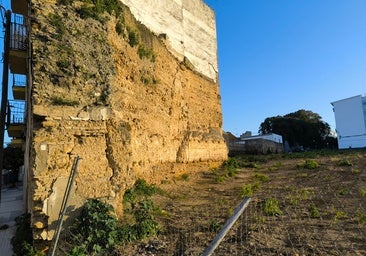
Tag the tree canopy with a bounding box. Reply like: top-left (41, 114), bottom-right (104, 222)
top-left (258, 109), bottom-right (334, 149)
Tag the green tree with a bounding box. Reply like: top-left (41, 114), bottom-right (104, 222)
top-left (259, 109), bottom-right (332, 149)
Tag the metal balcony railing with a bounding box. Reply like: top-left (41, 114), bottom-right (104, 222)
top-left (10, 14), bottom-right (27, 51)
top-left (12, 73), bottom-right (26, 87)
top-left (7, 100), bottom-right (25, 125)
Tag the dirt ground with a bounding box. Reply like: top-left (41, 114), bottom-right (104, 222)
top-left (117, 150), bottom-right (366, 255)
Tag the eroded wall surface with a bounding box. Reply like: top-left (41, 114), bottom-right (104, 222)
top-left (29, 0), bottom-right (227, 240)
top-left (120, 0), bottom-right (218, 81)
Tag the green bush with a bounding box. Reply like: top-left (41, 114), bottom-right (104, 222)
top-left (69, 199), bottom-right (119, 255)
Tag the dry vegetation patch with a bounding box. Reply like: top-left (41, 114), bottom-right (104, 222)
top-left (117, 150), bottom-right (366, 255)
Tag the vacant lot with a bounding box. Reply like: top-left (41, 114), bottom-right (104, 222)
top-left (118, 150), bottom-right (366, 255)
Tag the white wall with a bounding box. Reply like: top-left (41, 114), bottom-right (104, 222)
top-left (120, 0), bottom-right (218, 81)
top-left (332, 95), bottom-right (366, 149)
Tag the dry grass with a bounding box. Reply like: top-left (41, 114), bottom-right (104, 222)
top-left (116, 149), bottom-right (366, 255)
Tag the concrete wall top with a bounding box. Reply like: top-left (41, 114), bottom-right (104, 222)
top-left (120, 0), bottom-right (218, 81)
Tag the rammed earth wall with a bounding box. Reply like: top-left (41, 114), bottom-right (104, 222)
top-left (28, 0), bottom-right (227, 240)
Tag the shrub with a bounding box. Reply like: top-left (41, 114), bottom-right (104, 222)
top-left (128, 30), bottom-right (139, 47)
top-left (69, 199), bottom-right (119, 255)
top-left (137, 45), bottom-right (156, 62)
top-left (120, 200), bottom-right (159, 242)
top-left (115, 20), bottom-right (124, 35)
top-left (11, 214), bottom-right (42, 256)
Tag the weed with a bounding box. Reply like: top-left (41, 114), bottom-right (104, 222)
top-left (140, 75), bottom-right (150, 85)
top-left (284, 185), bottom-right (295, 192)
top-left (357, 212), bottom-right (366, 225)
top-left (209, 219), bottom-right (221, 232)
top-left (223, 157), bottom-right (240, 169)
top-left (333, 210), bottom-right (348, 221)
top-left (56, 59), bottom-right (71, 69)
top-left (338, 159), bottom-right (353, 166)
top-left (352, 169), bottom-right (361, 174)
top-left (77, 0), bottom-right (122, 21)
top-left (308, 204), bottom-right (320, 218)
top-left (180, 173), bottom-right (189, 181)
top-left (137, 45), bottom-right (156, 62)
top-left (262, 198), bottom-right (282, 216)
top-left (48, 13), bottom-right (66, 40)
top-left (216, 176), bottom-right (225, 183)
top-left (253, 173), bottom-right (270, 182)
top-left (241, 182), bottom-right (260, 197)
top-left (298, 188), bottom-right (312, 200)
top-left (115, 20), bottom-right (124, 35)
top-left (303, 159), bottom-right (319, 169)
top-left (338, 188), bottom-right (350, 196)
top-left (360, 188), bottom-right (366, 197)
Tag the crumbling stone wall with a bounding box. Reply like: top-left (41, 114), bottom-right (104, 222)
top-left (29, 0), bottom-right (227, 240)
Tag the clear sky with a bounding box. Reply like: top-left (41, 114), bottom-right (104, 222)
top-left (204, 0), bottom-right (366, 137)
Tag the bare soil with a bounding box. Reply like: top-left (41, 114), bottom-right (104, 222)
top-left (117, 150), bottom-right (366, 255)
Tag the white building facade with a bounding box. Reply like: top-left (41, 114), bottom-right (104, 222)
top-left (331, 95), bottom-right (366, 149)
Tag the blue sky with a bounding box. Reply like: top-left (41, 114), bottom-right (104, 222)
top-left (204, 0), bottom-right (366, 136)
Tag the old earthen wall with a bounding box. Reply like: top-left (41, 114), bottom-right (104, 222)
top-left (29, 0), bottom-right (227, 240)
top-left (120, 0), bottom-right (218, 81)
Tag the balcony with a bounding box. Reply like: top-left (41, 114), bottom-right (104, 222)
top-left (12, 74), bottom-right (26, 100)
top-left (10, 138), bottom-right (25, 148)
top-left (11, 0), bottom-right (28, 16)
top-left (9, 14), bottom-right (27, 75)
top-left (6, 100), bottom-right (25, 138)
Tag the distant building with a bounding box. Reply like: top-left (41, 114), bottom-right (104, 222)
top-left (240, 132), bottom-right (283, 144)
top-left (224, 131), bottom-right (283, 155)
top-left (331, 95), bottom-right (366, 149)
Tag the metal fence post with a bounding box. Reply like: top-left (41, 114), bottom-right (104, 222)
top-left (202, 197), bottom-right (251, 256)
